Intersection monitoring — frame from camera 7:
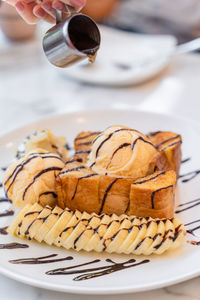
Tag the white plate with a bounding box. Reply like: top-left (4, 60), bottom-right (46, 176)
top-left (58, 26), bottom-right (177, 86)
top-left (0, 109), bottom-right (200, 295)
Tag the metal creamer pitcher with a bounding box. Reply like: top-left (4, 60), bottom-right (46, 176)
top-left (42, 5), bottom-right (101, 68)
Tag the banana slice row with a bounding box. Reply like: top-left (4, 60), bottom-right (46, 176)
top-left (9, 203), bottom-right (186, 255)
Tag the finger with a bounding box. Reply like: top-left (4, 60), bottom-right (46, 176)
top-left (60, 0), bottom-right (86, 11)
top-left (33, 3), bottom-right (55, 22)
top-left (15, 1), bottom-right (39, 24)
top-left (41, 0), bottom-right (56, 18)
top-left (52, 0), bottom-right (65, 11)
top-left (4, 0), bottom-right (18, 7)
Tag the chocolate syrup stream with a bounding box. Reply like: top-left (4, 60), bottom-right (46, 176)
top-left (73, 259), bottom-right (150, 281)
top-left (0, 226), bottom-right (8, 235)
top-left (0, 242), bottom-right (29, 249)
top-left (179, 169), bottom-right (200, 183)
top-left (46, 259), bottom-right (100, 275)
top-left (9, 254), bottom-right (73, 264)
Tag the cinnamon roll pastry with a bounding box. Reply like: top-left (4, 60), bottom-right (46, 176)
top-left (3, 149), bottom-right (65, 208)
top-left (10, 203), bottom-right (186, 255)
top-left (148, 131), bottom-right (182, 176)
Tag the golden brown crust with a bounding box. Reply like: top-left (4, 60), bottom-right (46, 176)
top-left (56, 161), bottom-right (176, 218)
top-left (129, 170), bottom-right (176, 219)
top-left (148, 131), bottom-right (182, 176)
top-left (74, 131), bottom-right (101, 163)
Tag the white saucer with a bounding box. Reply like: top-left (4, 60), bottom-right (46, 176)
top-left (58, 26), bottom-right (177, 86)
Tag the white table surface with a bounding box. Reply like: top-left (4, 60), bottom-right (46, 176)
top-left (0, 30), bottom-right (200, 299)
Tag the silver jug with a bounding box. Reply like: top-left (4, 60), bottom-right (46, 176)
top-left (42, 5), bottom-right (101, 68)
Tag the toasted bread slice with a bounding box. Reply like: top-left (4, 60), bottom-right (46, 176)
top-left (129, 170), bottom-right (176, 219)
top-left (148, 131), bottom-right (182, 176)
top-left (74, 131), bottom-right (101, 163)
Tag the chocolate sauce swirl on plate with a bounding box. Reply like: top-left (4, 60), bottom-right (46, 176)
top-left (0, 242), bottom-right (29, 249)
top-left (0, 209), bottom-right (14, 217)
top-left (179, 169), bottom-right (200, 183)
top-left (176, 198), bottom-right (200, 213)
top-left (181, 157), bottom-right (191, 164)
top-left (9, 254), bottom-right (73, 264)
top-left (0, 226), bottom-right (8, 235)
top-left (46, 258), bottom-right (150, 281)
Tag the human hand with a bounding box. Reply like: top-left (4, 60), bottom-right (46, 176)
top-left (3, 0), bottom-right (86, 24)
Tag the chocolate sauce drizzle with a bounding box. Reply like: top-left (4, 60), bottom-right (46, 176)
top-left (148, 131), bottom-right (161, 137)
top-left (77, 142), bottom-right (92, 147)
top-left (106, 143), bottom-right (131, 169)
top-left (0, 209), bottom-right (14, 217)
top-left (133, 171), bottom-right (166, 185)
top-left (71, 174), bottom-right (98, 201)
top-left (74, 259), bottom-right (150, 281)
top-left (176, 198), bottom-right (200, 213)
top-left (46, 259), bottom-right (100, 275)
top-left (161, 141), bottom-right (182, 152)
top-left (179, 169), bottom-right (200, 183)
top-left (23, 167), bottom-right (62, 200)
top-left (46, 258), bottom-right (150, 281)
top-left (184, 218), bottom-right (200, 236)
top-left (155, 135), bottom-right (181, 149)
top-left (75, 150), bottom-right (90, 155)
top-left (0, 242), bottom-right (29, 249)
top-left (95, 128), bottom-right (154, 160)
top-left (151, 185), bottom-right (173, 209)
top-left (99, 179), bottom-right (118, 214)
top-left (187, 240), bottom-right (200, 246)
top-left (5, 153), bottom-right (63, 195)
top-left (0, 226), bottom-right (8, 235)
top-left (9, 254), bottom-right (73, 264)
top-left (59, 166), bottom-right (85, 176)
top-left (0, 197), bottom-right (12, 203)
top-left (1, 166), bottom-right (8, 171)
top-left (75, 132), bottom-right (101, 141)
top-left (181, 157), bottom-right (191, 164)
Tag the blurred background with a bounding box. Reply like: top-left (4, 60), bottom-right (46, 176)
top-left (1, 0), bottom-right (200, 133)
